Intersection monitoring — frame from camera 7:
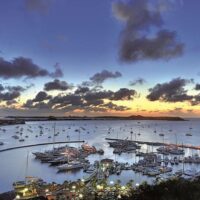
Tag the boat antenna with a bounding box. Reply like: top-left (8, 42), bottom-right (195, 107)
top-left (53, 122), bottom-right (56, 149)
top-left (182, 142), bottom-right (184, 173)
top-left (25, 150), bottom-right (29, 183)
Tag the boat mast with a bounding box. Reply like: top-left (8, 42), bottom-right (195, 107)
top-left (53, 122), bottom-right (56, 149)
top-left (175, 133), bottom-right (177, 146)
top-left (25, 151), bottom-right (29, 183)
top-left (182, 142), bottom-right (184, 173)
top-left (78, 129), bottom-right (81, 149)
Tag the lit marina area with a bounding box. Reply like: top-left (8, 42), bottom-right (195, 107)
top-left (0, 119), bottom-right (200, 199)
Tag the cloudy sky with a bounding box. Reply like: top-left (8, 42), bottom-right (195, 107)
top-left (0, 0), bottom-right (200, 117)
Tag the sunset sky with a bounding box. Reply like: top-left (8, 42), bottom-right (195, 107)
top-left (0, 0), bottom-right (200, 117)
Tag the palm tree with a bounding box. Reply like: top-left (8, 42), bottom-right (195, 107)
top-left (126, 179), bottom-right (134, 188)
top-left (114, 179), bottom-right (121, 190)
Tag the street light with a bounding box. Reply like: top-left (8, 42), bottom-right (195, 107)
top-left (110, 181), bottom-right (114, 185)
top-left (72, 185), bottom-right (76, 190)
top-left (117, 194), bottom-right (122, 199)
top-left (135, 183), bottom-right (140, 187)
top-left (96, 185), bottom-right (103, 190)
top-left (45, 189), bottom-right (49, 193)
top-left (121, 186), bottom-right (125, 190)
top-left (23, 188), bottom-right (28, 192)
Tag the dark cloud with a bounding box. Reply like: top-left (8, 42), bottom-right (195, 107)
top-left (112, 0), bottom-right (184, 62)
top-left (84, 99), bottom-right (104, 107)
top-left (23, 100), bottom-right (33, 108)
top-left (0, 91), bottom-right (20, 101)
top-left (23, 100), bottom-right (51, 110)
top-left (23, 91), bottom-right (52, 109)
top-left (195, 84), bottom-right (200, 90)
top-left (25, 0), bottom-right (51, 13)
top-left (23, 86), bottom-right (134, 112)
top-left (130, 78), bottom-right (146, 86)
top-left (0, 85), bottom-right (26, 103)
top-left (48, 94), bottom-right (84, 110)
top-left (147, 77), bottom-right (193, 102)
top-left (5, 86), bottom-right (25, 92)
top-left (0, 57), bottom-right (63, 79)
top-left (21, 68), bottom-right (137, 113)
top-left (26, 83), bottom-right (35, 90)
top-left (90, 70), bottom-right (122, 84)
top-left (83, 88), bottom-right (137, 105)
top-left (102, 102), bottom-right (130, 111)
top-left (51, 63), bottom-right (63, 78)
top-left (191, 94), bottom-right (200, 106)
top-left (75, 86), bottom-right (90, 94)
top-left (84, 90), bottom-right (113, 102)
top-left (81, 81), bottom-right (93, 87)
top-left (6, 100), bottom-right (17, 106)
top-left (0, 84), bottom-right (4, 92)
top-left (33, 91), bottom-right (52, 102)
top-left (32, 102), bottom-right (52, 109)
top-left (44, 79), bottom-right (73, 91)
top-left (110, 88), bottom-right (137, 100)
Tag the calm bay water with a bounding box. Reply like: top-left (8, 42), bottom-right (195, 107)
top-left (0, 119), bottom-right (200, 193)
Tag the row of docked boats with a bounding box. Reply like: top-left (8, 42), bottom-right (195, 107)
top-left (108, 140), bottom-right (141, 154)
top-left (32, 144), bottom-right (104, 172)
top-left (57, 160), bottom-right (84, 172)
top-left (157, 146), bottom-right (184, 155)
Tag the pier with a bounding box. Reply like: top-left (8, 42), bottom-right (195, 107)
top-left (0, 140), bottom-right (85, 152)
top-left (105, 138), bottom-right (200, 150)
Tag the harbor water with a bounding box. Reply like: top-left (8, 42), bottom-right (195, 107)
top-left (0, 119), bottom-right (200, 193)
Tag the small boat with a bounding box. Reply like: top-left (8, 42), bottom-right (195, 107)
top-left (49, 157), bottom-right (69, 166)
top-left (98, 149), bottom-right (104, 155)
top-left (104, 170), bottom-right (110, 177)
top-left (113, 148), bottom-right (122, 155)
top-left (57, 161), bottom-right (83, 172)
top-left (174, 157), bottom-right (179, 165)
top-left (184, 169), bottom-right (197, 176)
top-left (84, 165), bottom-right (96, 173)
top-left (185, 133), bottom-right (192, 136)
top-left (170, 160), bottom-right (175, 165)
top-left (12, 135), bottom-right (19, 139)
top-left (116, 167), bottom-right (121, 175)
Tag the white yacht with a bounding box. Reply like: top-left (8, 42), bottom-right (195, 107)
top-left (57, 161), bottom-right (83, 172)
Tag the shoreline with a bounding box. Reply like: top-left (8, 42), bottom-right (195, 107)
top-left (0, 119), bottom-right (25, 126)
top-left (0, 191), bottom-right (15, 200)
top-left (6, 115), bottom-right (186, 122)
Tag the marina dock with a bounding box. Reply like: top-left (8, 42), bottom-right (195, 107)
top-left (0, 140), bottom-right (85, 153)
top-left (105, 138), bottom-right (200, 150)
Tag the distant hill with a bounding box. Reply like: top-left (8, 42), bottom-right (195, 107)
top-left (0, 118), bottom-right (25, 125)
top-left (127, 115), bottom-right (185, 121)
top-left (7, 115), bottom-right (185, 121)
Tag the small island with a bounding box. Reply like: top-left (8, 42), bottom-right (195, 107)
top-left (6, 115), bottom-right (185, 122)
top-left (0, 118), bottom-right (25, 126)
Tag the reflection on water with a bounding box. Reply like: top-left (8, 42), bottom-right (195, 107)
top-left (0, 119), bottom-right (200, 193)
